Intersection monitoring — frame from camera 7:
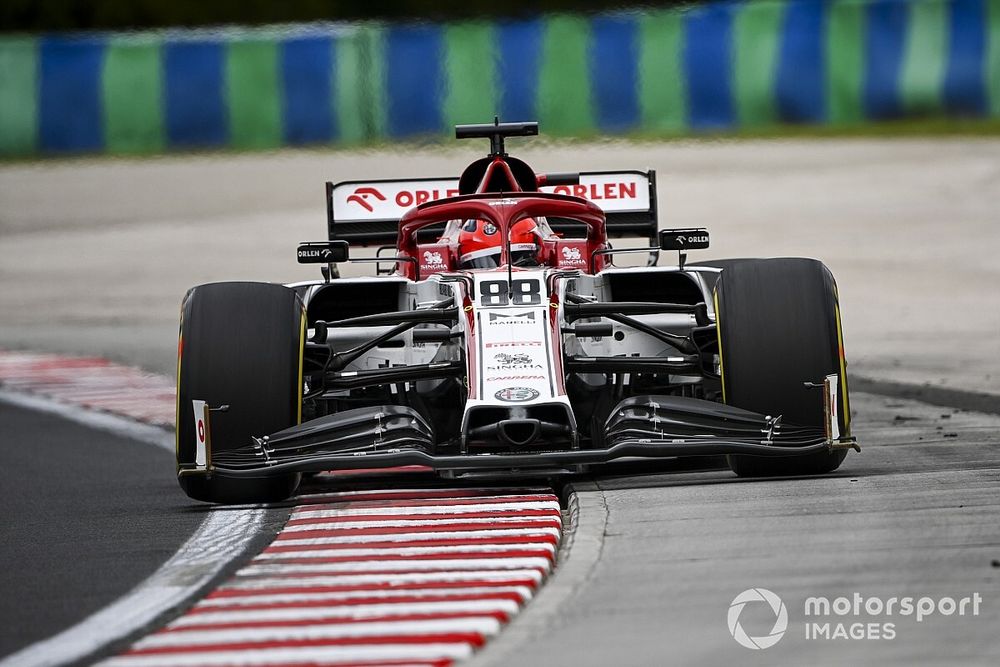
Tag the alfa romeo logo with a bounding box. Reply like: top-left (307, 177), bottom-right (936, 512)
top-left (728, 588), bottom-right (787, 650)
top-left (494, 387), bottom-right (540, 402)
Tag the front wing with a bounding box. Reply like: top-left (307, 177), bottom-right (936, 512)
top-left (195, 384), bottom-right (859, 480)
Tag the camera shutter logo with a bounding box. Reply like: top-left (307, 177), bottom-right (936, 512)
top-left (728, 588), bottom-right (788, 649)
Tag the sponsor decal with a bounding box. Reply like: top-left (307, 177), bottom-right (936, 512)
top-left (486, 351), bottom-right (544, 372)
top-left (494, 387), bottom-right (541, 402)
top-left (346, 186), bottom-right (387, 212)
top-left (488, 376), bottom-right (546, 382)
top-left (484, 341), bottom-right (543, 348)
top-left (395, 188), bottom-right (460, 207)
top-left (550, 182), bottom-right (637, 202)
top-left (488, 311), bottom-right (536, 324)
top-left (297, 248), bottom-right (334, 260)
top-left (334, 174), bottom-right (648, 220)
top-left (191, 399), bottom-right (210, 469)
top-left (494, 352), bottom-right (532, 365)
top-left (482, 222), bottom-right (498, 235)
top-left (422, 250), bottom-right (445, 267)
top-left (561, 246), bottom-right (582, 261)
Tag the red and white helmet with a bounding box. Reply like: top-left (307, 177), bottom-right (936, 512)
top-left (458, 218), bottom-right (542, 269)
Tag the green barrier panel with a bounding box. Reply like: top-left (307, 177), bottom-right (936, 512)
top-left (638, 9), bottom-right (685, 132)
top-left (733, 0), bottom-right (786, 126)
top-left (336, 25), bottom-right (386, 144)
top-left (226, 36), bottom-right (281, 150)
top-left (899, 0), bottom-right (947, 114)
top-left (988, 0), bottom-right (1000, 115)
top-left (537, 14), bottom-right (594, 136)
top-left (103, 35), bottom-right (164, 154)
top-left (443, 21), bottom-right (497, 128)
top-left (827, 0), bottom-right (866, 124)
top-left (0, 37), bottom-right (38, 155)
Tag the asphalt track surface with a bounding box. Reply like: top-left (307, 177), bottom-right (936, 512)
top-left (1, 139), bottom-right (998, 664)
top-left (0, 402), bottom-right (205, 659)
top-left (478, 392), bottom-right (1000, 666)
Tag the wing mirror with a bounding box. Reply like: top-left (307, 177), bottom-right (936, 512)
top-left (297, 241), bottom-right (350, 264)
top-left (658, 228), bottom-right (710, 251)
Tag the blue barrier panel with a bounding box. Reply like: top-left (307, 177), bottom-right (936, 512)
top-left (8, 2), bottom-right (1000, 158)
top-left (944, 0), bottom-right (988, 113)
top-left (776, 0), bottom-right (826, 122)
top-left (498, 19), bottom-right (544, 122)
top-left (164, 41), bottom-right (227, 148)
top-left (385, 25), bottom-right (444, 137)
top-left (281, 35), bottom-right (335, 144)
top-left (683, 2), bottom-right (735, 129)
top-left (865, 0), bottom-right (908, 119)
top-left (590, 15), bottom-right (640, 132)
top-left (39, 37), bottom-right (104, 152)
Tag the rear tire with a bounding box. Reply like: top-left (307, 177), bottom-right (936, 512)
top-left (176, 282), bottom-right (305, 503)
top-left (714, 258), bottom-right (850, 477)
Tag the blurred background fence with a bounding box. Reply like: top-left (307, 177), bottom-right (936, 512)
top-left (1, 0), bottom-right (998, 157)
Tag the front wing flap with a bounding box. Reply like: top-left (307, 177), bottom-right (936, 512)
top-left (203, 390), bottom-right (859, 479)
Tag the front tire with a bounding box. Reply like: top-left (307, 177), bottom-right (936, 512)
top-left (714, 258), bottom-right (851, 477)
top-left (176, 282), bottom-right (305, 503)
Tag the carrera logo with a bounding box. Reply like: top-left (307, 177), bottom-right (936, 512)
top-left (488, 311), bottom-right (536, 324)
top-left (551, 182), bottom-right (637, 201)
top-left (346, 186), bottom-right (386, 212)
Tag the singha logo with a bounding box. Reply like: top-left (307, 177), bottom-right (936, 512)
top-left (422, 250), bottom-right (444, 266)
top-left (494, 353), bottom-right (532, 365)
top-left (561, 246), bottom-right (583, 261)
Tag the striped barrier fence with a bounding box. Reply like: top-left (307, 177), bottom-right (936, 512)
top-left (1, 0), bottom-right (999, 157)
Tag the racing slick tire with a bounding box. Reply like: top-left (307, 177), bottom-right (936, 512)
top-left (176, 282), bottom-right (304, 504)
top-left (714, 258), bottom-right (850, 477)
top-left (687, 258), bottom-right (754, 294)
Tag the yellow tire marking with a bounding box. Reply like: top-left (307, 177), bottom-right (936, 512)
top-left (713, 288), bottom-right (726, 404)
top-left (297, 308), bottom-right (306, 425)
top-left (835, 302), bottom-right (851, 436)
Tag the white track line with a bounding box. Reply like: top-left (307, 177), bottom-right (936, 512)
top-left (239, 557), bottom-right (553, 575)
top-left (255, 543), bottom-right (556, 559)
top-left (224, 569), bottom-right (546, 589)
top-left (195, 586), bottom-right (531, 611)
top-left (136, 617), bottom-right (502, 647)
top-left (197, 586), bottom-right (534, 606)
top-left (101, 644), bottom-right (474, 667)
top-left (292, 501), bottom-right (560, 519)
top-left (168, 599), bottom-right (522, 626)
top-left (273, 527), bottom-right (561, 544)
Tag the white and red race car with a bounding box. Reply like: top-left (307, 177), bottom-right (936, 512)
top-left (175, 121), bottom-right (857, 504)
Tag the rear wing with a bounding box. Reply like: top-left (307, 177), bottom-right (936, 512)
top-left (326, 170), bottom-right (658, 246)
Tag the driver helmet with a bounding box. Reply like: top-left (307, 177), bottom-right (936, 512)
top-left (458, 218), bottom-right (542, 269)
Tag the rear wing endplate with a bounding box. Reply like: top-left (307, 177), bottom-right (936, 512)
top-left (326, 170), bottom-right (658, 246)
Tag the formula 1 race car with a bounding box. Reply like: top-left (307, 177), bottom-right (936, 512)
top-left (175, 121), bottom-right (858, 504)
